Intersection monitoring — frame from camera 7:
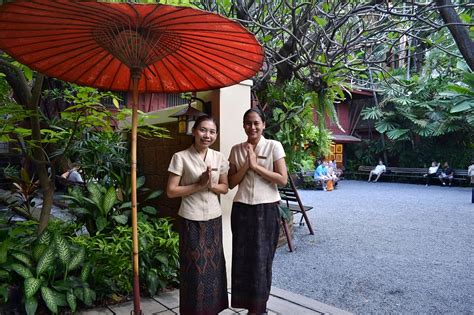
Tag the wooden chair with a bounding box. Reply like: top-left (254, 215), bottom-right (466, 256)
top-left (279, 174), bottom-right (315, 235)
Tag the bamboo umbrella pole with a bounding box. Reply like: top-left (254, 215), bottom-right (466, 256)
top-left (130, 74), bottom-right (141, 315)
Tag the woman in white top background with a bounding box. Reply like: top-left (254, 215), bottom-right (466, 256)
top-left (228, 108), bottom-right (287, 314)
top-left (423, 161), bottom-right (440, 186)
top-left (166, 115), bottom-right (229, 315)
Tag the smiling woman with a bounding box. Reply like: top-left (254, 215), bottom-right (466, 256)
top-left (166, 115), bottom-right (230, 315)
top-left (228, 108), bottom-right (288, 314)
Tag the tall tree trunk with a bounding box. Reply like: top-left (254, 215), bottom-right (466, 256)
top-left (1, 58), bottom-right (54, 234)
top-left (25, 74), bottom-right (54, 234)
top-left (436, 0), bottom-right (474, 71)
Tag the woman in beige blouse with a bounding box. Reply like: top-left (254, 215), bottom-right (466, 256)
top-left (167, 115), bottom-right (229, 315)
top-left (228, 108), bottom-right (288, 314)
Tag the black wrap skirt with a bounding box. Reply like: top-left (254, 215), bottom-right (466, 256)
top-left (230, 202), bottom-right (280, 311)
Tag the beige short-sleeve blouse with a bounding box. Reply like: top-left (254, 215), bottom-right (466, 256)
top-left (168, 146), bottom-right (229, 221)
top-left (229, 137), bottom-right (286, 205)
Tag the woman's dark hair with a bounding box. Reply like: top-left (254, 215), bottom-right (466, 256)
top-left (243, 108), bottom-right (266, 123)
top-left (192, 115), bottom-right (219, 133)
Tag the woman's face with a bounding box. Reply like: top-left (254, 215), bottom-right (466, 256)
top-left (193, 120), bottom-right (217, 149)
top-left (243, 112), bottom-right (265, 142)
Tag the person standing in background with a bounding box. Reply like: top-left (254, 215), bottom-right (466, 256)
top-left (468, 160), bottom-right (474, 203)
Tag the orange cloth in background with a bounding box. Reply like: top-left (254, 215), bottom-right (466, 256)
top-left (327, 180), bottom-right (334, 191)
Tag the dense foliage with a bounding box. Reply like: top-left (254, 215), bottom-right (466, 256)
top-left (263, 80), bottom-right (332, 172)
top-left (357, 49), bottom-right (473, 168)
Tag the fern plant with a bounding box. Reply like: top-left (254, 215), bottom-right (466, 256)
top-left (0, 222), bottom-right (94, 314)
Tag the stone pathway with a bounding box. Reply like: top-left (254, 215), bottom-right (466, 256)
top-left (78, 287), bottom-right (352, 314)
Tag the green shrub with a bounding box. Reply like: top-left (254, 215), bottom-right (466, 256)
top-left (72, 217), bottom-right (179, 300)
top-left (0, 221), bottom-right (94, 314)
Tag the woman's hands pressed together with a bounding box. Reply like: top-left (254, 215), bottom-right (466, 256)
top-left (246, 143), bottom-right (257, 170)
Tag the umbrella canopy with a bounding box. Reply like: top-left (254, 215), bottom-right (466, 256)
top-left (0, 1), bottom-right (263, 314)
top-left (0, 0), bottom-right (263, 92)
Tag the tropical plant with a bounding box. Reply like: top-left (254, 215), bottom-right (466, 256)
top-left (0, 55), bottom-right (169, 233)
top-left (0, 167), bottom-right (40, 221)
top-left (66, 131), bottom-right (129, 187)
top-left (361, 56), bottom-right (473, 145)
top-left (72, 217), bottom-right (179, 299)
top-left (62, 174), bottom-right (162, 235)
top-left (264, 80), bottom-right (333, 173)
top-left (137, 216), bottom-right (179, 296)
top-left (0, 221), bottom-right (94, 314)
top-left (62, 182), bottom-right (128, 235)
top-left (345, 139), bottom-right (385, 170)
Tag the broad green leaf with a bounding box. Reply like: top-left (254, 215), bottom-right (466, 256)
top-left (322, 2), bottom-right (330, 12)
top-left (155, 253), bottom-right (169, 266)
top-left (36, 247), bottom-right (55, 276)
top-left (67, 247), bottom-right (85, 271)
top-left (142, 206), bottom-right (157, 215)
top-left (38, 230), bottom-right (52, 245)
top-left (386, 128), bottom-right (410, 140)
top-left (74, 287), bottom-right (84, 302)
top-left (0, 270), bottom-right (9, 280)
top-left (146, 270), bottom-right (159, 296)
top-left (0, 240), bottom-right (8, 264)
top-left (11, 263), bottom-right (33, 279)
top-left (96, 217), bottom-right (108, 232)
top-left (374, 121), bottom-right (395, 133)
top-left (445, 84), bottom-right (474, 96)
top-left (119, 201), bottom-right (132, 209)
top-left (54, 235), bottom-right (70, 266)
top-left (53, 291), bottom-right (68, 307)
top-left (67, 291), bottom-right (77, 312)
top-left (137, 176), bottom-right (146, 189)
top-left (145, 190), bottom-right (162, 201)
top-left (262, 34), bottom-right (273, 43)
top-left (25, 296), bottom-right (38, 315)
top-left (24, 278), bottom-right (42, 298)
top-left (33, 244), bottom-right (48, 262)
top-left (112, 98), bottom-right (120, 109)
top-left (460, 13), bottom-right (471, 23)
top-left (313, 16), bottom-right (327, 27)
top-left (87, 182), bottom-right (102, 206)
top-left (23, 67), bottom-right (33, 81)
top-left (41, 287), bottom-right (58, 313)
top-left (102, 186), bottom-right (117, 215)
top-left (450, 100), bottom-right (473, 113)
top-left (80, 263), bottom-right (91, 282)
top-left (83, 287), bottom-right (95, 306)
top-left (113, 214), bottom-right (128, 224)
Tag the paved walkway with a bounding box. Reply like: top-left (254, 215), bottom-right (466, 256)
top-left (272, 180), bottom-right (473, 314)
top-left (79, 287), bottom-right (352, 314)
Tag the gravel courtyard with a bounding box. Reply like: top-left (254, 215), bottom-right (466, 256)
top-left (272, 180), bottom-right (474, 314)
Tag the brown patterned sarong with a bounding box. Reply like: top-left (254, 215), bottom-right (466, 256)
top-left (179, 216), bottom-right (228, 315)
top-left (230, 202), bottom-right (280, 312)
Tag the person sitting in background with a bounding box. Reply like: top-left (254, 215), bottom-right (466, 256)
top-left (61, 162), bottom-right (84, 183)
top-left (327, 160), bottom-right (339, 185)
top-left (330, 160), bottom-right (343, 178)
top-left (368, 160), bottom-right (386, 182)
top-left (423, 161), bottom-right (440, 186)
top-left (314, 160), bottom-right (331, 190)
top-left (438, 161), bottom-right (454, 186)
top-left (468, 159), bottom-right (474, 203)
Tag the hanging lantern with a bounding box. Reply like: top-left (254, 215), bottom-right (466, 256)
top-left (170, 98), bottom-right (208, 135)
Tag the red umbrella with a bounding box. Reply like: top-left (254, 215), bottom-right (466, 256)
top-left (0, 1), bottom-right (263, 313)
